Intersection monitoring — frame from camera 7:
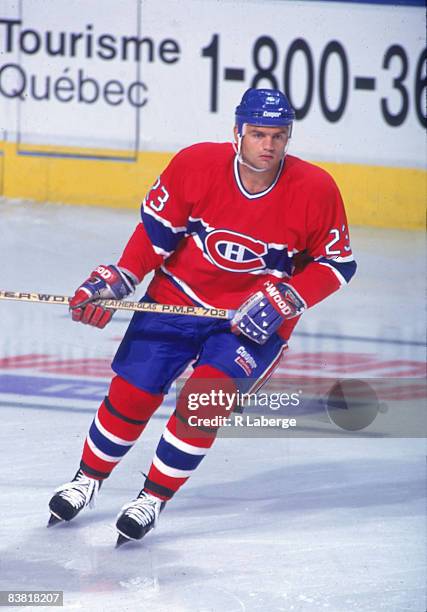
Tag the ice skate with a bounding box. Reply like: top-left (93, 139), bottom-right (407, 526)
top-left (48, 469), bottom-right (102, 526)
top-left (115, 490), bottom-right (166, 547)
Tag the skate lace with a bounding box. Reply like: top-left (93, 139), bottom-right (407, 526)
top-left (122, 493), bottom-right (161, 527)
top-left (56, 472), bottom-right (97, 509)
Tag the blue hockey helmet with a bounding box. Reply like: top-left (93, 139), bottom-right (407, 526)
top-left (235, 88), bottom-right (295, 136)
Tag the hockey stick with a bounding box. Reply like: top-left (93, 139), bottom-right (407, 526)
top-left (0, 290), bottom-right (233, 320)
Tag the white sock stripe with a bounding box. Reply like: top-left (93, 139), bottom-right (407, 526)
top-left (153, 455), bottom-right (196, 479)
top-left (86, 435), bottom-right (121, 464)
top-left (95, 413), bottom-right (137, 446)
top-left (163, 426), bottom-right (207, 456)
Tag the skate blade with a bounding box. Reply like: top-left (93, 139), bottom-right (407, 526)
top-left (47, 513), bottom-right (63, 527)
top-left (115, 533), bottom-right (133, 548)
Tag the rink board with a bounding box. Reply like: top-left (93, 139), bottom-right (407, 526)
top-left (0, 0), bottom-right (425, 229)
top-left (0, 140), bottom-right (425, 229)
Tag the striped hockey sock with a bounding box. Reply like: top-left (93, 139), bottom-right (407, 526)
top-left (144, 365), bottom-right (237, 500)
top-left (80, 375), bottom-right (163, 479)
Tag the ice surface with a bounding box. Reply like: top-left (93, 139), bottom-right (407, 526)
top-left (0, 199), bottom-right (425, 611)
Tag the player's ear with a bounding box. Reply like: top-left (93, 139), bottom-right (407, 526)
top-left (233, 125), bottom-right (239, 143)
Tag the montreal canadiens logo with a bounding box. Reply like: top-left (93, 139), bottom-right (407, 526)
top-left (205, 229), bottom-right (267, 273)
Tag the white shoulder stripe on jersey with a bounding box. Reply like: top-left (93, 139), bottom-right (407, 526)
top-left (314, 254), bottom-right (354, 263)
top-left (152, 244), bottom-right (173, 258)
top-left (233, 155), bottom-right (284, 200)
top-left (142, 199), bottom-right (187, 233)
top-left (191, 233), bottom-right (205, 252)
top-left (188, 215), bottom-right (216, 233)
top-left (267, 243), bottom-right (300, 257)
top-left (331, 254), bottom-right (355, 263)
top-left (250, 268), bottom-right (290, 279)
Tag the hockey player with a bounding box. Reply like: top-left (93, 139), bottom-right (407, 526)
top-left (48, 88), bottom-right (356, 546)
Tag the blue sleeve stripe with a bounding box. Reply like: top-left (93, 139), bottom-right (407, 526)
top-left (156, 436), bottom-right (206, 471)
top-left (187, 218), bottom-right (208, 237)
top-left (142, 200), bottom-right (187, 233)
top-left (317, 258), bottom-right (357, 284)
top-left (264, 247), bottom-right (293, 275)
top-left (142, 210), bottom-right (186, 254)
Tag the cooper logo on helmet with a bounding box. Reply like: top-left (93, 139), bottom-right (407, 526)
top-left (235, 88), bottom-right (295, 136)
top-left (262, 111), bottom-right (281, 118)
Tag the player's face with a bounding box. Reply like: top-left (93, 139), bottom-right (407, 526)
top-left (235, 124), bottom-right (290, 171)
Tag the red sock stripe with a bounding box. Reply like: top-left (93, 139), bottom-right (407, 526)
top-left (167, 414), bottom-right (216, 449)
top-left (108, 375), bottom-right (164, 420)
top-left (97, 400), bottom-right (146, 442)
top-left (145, 463), bottom-right (188, 499)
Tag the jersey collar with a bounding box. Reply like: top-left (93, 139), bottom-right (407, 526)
top-left (233, 155), bottom-right (285, 200)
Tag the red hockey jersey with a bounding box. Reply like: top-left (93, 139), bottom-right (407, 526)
top-left (118, 142), bottom-right (356, 340)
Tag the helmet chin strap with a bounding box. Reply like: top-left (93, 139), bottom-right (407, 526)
top-left (233, 136), bottom-right (268, 173)
top-left (233, 126), bottom-right (291, 173)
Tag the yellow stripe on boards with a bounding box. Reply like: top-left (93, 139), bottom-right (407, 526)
top-left (0, 140), bottom-right (4, 196)
top-left (1, 141), bottom-right (425, 229)
top-left (316, 161), bottom-right (426, 230)
top-left (2, 142), bottom-right (173, 209)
